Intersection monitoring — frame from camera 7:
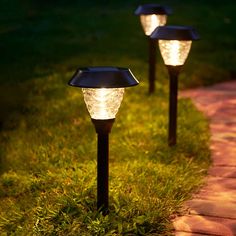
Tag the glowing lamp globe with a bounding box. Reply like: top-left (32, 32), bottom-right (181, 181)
top-left (68, 67), bottom-right (139, 120)
top-left (135, 4), bottom-right (172, 36)
top-left (150, 26), bottom-right (199, 65)
top-left (82, 88), bottom-right (124, 120)
top-left (159, 40), bottom-right (192, 66)
top-left (140, 14), bottom-right (167, 36)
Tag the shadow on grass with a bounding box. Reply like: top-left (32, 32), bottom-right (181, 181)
top-left (0, 84), bottom-right (30, 130)
top-left (0, 84), bottom-right (31, 173)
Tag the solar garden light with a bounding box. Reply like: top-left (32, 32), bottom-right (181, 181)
top-left (68, 67), bottom-right (139, 214)
top-left (151, 26), bottom-right (199, 146)
top-left (135, 3), bottom-right (172, 94)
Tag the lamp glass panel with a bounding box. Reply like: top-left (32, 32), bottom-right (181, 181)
top-left (159, 40), bottom-right (192, 66)
top-left (82, 88), bottom-right (124, 120)
top-left (140, 14), bottom-right (167, 36)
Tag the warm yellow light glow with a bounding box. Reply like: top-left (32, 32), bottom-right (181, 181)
top-left (159, 40), bottom-right (192, 66)
top-left (82, 88), bottom-right (124, 120)
top-left (140, 14), bottom-right (167, 36)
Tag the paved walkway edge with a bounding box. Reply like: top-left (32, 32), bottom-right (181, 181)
top-left (173, 81), bottom-right (236, 236)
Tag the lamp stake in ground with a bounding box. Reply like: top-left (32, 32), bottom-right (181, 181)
top-left (148, 37), bottom-right (157, 93)
top-left (68, 67), bottom-right (138, 214)
top-left (92, 118), bottom-right (114, 213)
top-left (167, 65), bottom-right (182, 146)
top-left (151, 25), bottom-right (199, 146)
top-left (135, 4), bottom-right (172, 94)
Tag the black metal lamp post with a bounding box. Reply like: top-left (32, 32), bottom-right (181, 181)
top-left (151, 26), bottom-right (199, 146)
top-left (135, 4), bottom-right (172, 94)
top-left (68, 67), bottom-right (139, 214)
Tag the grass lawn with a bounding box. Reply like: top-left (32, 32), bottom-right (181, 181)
top-left (0, 74), bottom-right (210, 235)
top-left (1, 0), bottom-right (235, 234)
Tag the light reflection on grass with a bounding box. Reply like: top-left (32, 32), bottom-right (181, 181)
top-left (0, 73), bottom-right (210, 234)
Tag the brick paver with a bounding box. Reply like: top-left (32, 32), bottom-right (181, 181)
top-left (174, 215), bottom-right (236, 236)
top-left (173, 81), bottom-right (236, 236)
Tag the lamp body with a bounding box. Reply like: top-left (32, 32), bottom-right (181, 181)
top-left (143, 17), bottom-right (167, 93)
top-left (84, 88), bottom-right (123, 214)
top-left (68, 66), bottom-right (139, 214)
top-left (135, 5), bottom-right (171, 94)
top-left (158, 39), bottom-right (192, 145)
top-left (150, 26), bottom-right (199, 145)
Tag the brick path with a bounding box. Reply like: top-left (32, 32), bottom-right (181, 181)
top-left (173, 81), bottom-right (236, 236)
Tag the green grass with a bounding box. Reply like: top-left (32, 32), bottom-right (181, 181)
top-left (1, 0), bottom-right (232, 234)
top-left (0, 73), bottom-right (210, 235)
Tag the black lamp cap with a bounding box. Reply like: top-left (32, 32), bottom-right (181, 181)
top-left (151, 25), bottom-right (200, 40)
top-left (68, 66), bottom-right (139, 88)
top-left (135, 4), bottom-right (172, 15)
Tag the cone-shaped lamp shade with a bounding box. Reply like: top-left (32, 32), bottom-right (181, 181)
top-left (159, 40), bottom-right (192, 66)
top-left (82, 88), bottom-right (124, 120)
top-left (140, 14), bottom-right (167, 36)
top-left (69, 67), bottom-right (138, 88)
top-left (135, 4), bottom-right (172, 36)
top-left (151, 25), bottom-right (200, 66)
top-left (68, 67), bottom-right (139, 120)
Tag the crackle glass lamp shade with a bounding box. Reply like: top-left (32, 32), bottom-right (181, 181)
top-left (159, 40), bottom-right (192, 66)
top-left (151, 26), bottom-right (200, 66)
top-left (140, 14), bottom-right (167, 36)
top-left (135, 4), bottom-right (172, 36)
top-left (68, 67), bottom-right (139, 120)
top-left (82, 88), bottom-right (124, 120)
